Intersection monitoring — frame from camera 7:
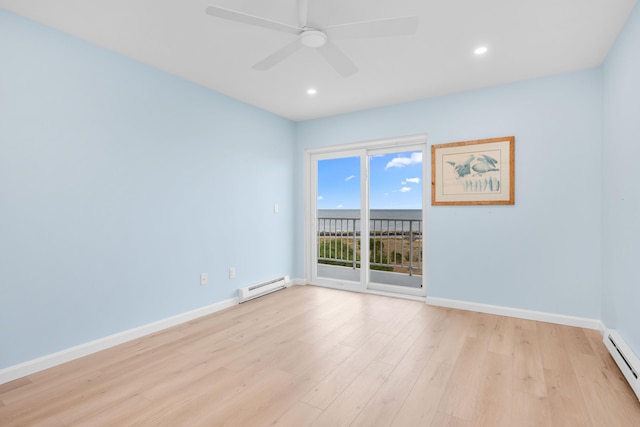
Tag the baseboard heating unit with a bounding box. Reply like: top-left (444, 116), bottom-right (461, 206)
top-left (603, 329), bottom-right (640, 401)
top-left (238, 275), bottom-right (289, 303)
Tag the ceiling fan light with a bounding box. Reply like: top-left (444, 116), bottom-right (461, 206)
top-left (474, 46), bottom-right (488, 55)
top-left (300, 30), bottom-right (327, 48)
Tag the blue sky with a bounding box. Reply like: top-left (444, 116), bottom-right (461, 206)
top-left (317, 151), bottom-right (423, 209)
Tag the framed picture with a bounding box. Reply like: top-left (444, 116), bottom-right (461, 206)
top-left (431, 136), bottom-right (515, 206)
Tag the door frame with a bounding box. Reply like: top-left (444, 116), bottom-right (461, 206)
top-left (304, 134), bottom-right (428, 300)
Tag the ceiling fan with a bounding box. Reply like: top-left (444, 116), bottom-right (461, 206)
top-left (205, 0), bottom-right (418, 77)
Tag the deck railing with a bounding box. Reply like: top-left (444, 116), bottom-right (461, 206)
top-left (317, 217), bottom-right (423, 276)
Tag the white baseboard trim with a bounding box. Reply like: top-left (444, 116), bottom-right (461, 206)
top-left (290, 278), bottom-right (307, 286)
top-left (0, 296), bottom-right (238, 385)
top-left (426, 296), bottom-right (603, 330)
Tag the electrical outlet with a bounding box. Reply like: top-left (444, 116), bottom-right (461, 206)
top-left (200, 273), bottom-right (208, 286)
top-left (229, 267), bottom-right (236, 279)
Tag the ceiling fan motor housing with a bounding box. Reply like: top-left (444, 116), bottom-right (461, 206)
top-left (300, 29), bottom-right (327, 48)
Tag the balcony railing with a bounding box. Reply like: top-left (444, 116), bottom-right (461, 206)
top-left (317, 217), bottom-right (423, 276)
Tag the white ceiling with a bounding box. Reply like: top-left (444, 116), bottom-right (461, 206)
top-left (1, 0), bottom-right (637, 121)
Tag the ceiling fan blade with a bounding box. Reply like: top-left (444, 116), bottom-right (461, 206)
top-left (326, 16), bottom-right (418, 40)
top-left (317, 41), bottom-right (357, 77)
top-left (297, 0), bottom-right (308, 28)
top-left (252, 39), bottom-right (304, 71)
top-left (206, 5), bottom-right (300, 36)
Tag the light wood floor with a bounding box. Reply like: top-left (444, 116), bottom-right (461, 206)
top-left (1, 286), bottom-right (639, 426)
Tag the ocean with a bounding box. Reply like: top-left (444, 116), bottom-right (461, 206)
top-left (318, 209), bottom-right (421, 232)
top-left (318, 209), bottom-right (421, 220)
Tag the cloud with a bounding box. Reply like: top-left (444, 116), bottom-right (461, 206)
top-left (401, 181), bottom-right (406, 185)
top-left (399, 187), bottom-right (411, 193)
top-left (345, 175), bottom-right (356, 182)
top-left (336, 204), bottom-right (344, 208)
top-left (406, 177), bottom-right (421, 184)
top-left (317, 196), bottom-right (323, 200)
top-left (385, 152), bottom-right (422, 169)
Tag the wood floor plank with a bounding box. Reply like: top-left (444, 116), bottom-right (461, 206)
top-left (63, 393), bottom-right (154, 426)
top-left (139, 361), bottom-right (224, 403)
top-left (294, 302), bottom-right (360, 344)
top-left (438, 312), bottom-right (495, 420)
top-left (16, 352), bottom-right (210, 425)
top-left (0, 377), bottom-right (31, 396)
top-left (487, 315), bottom-right (515, 355)
top-left (390, 310), bottom-right (472, 426)
top-left (310, 360), bottom-right (394, 427)
top-left (543, 365), bottom-right (592, 427)
top-left (513, 322), bottom-right (547, 397)
top-left (437, 335), bottom-right (489, 420)
top-left (471, 351), bottom-right (513, 427)
top-left (376, 297), bottom-right (426, 337)
top-left (1, 286), bottom-right (639, 426)
top-left (270, 401), bottom-right (322, 426)
top-left (307, 315), bottom-right (367, 350)
top-left (536, 322), bottom-right (566, 371)
top-left (276, 341), bottom-right (356, 379)
top-left (583, 328), bottom-right (634, 393)
top-left (570, 352), bottom-right (638, 426)
top-left (467, 312), bottom-right (499, 341)
top-left (376, 305), bottom-right (436, 366)
top-left (351, 308), bottom-right (448, 427)
top-left (511, 390), bottom-right (552, 427)
top-left (141, 367), bottom-right (283, 425)
top-left (192, 369), bottom-right (298, 427)
top-left (559, 324), bottom-right (597, 357)
top-left (615, 387), bottom-right (640, 421)
top-left (390, 356), bottom-right (455, 427)
top-left (250, 343), bottom-right (361, 427)
top-left (431, 412), bottom-right (473, 427)
top-left (24, 416), bottom-right (65, 427)
top-left (301, 331), bottom-right (394, 410)
top-left (338, 319), bottom-right (387, 349)
top-left (537, 322), bottom-right (592, 426)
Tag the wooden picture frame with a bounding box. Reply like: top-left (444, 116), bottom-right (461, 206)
top-left (431, 136), bottom-right (515, 206)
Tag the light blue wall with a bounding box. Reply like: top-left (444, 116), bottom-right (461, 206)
top-left (602, 3), bottom-right (640, 357)
top-left (295, 69), bottom-right (603, 319)
top-left (0, 10), bottom-right (295, 369)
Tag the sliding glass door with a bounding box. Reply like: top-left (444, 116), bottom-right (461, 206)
top-left (315, 154), bottom-right (362, 284)
top-left (367, 148), bottom-right (423, 295)
top-left (307, 137), bottom-right (426, 298)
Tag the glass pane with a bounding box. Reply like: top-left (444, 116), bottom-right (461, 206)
top-left (368, 151), bottom-right (423, 288)
top-left (316, 157), bottom-right (361, 283)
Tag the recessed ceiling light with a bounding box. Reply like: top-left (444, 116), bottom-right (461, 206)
top-left (474, 46), bottom-right (488, 55)
top-left (307, 88), bottom-right (317, 95)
